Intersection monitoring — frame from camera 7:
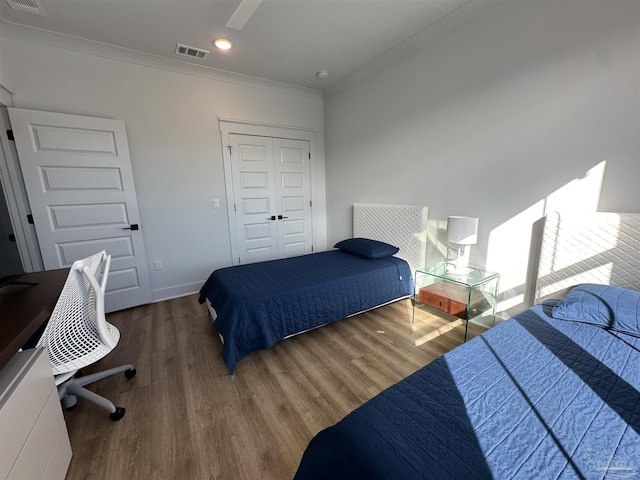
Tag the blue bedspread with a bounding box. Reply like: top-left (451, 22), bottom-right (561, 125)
top-left (295, 302), bottom-right (640, 479)
top-left (198, 251), bottom-right (412, 373)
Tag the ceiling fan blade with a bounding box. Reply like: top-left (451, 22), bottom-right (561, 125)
top-left (226, 0), bottom-right (263, 30)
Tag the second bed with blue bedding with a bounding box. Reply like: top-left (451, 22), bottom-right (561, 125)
top-left (294, 283), bottom-right (640, 479)
top-left (198, 242), bottom-right (413, 373)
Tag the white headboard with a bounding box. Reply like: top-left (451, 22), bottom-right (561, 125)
top-left (526, 211), bottom-right (640, 305)
top-left (352, 203), bottom-right (429, 276)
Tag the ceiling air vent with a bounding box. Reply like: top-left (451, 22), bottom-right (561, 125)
top-left (175, 44), bottom-right (209, 60)
top-left (5, 0), bottom-right (46, 16)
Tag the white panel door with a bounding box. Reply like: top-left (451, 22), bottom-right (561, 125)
top-left (273, 138), bottom-right (313, 257)
top-left (229, 134), bottom-right (279, 264)
top-left (8, 108), bottom-right (152, 312)
top-left (229, 134), bottom-right (313, 264)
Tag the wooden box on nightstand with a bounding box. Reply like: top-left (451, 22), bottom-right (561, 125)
top-left (418, 281), bottom-right (490, 319)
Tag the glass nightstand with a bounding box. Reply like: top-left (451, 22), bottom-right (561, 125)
top-left (413, 263), bottom-right (500, 341)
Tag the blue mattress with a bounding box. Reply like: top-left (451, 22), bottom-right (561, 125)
top-left (294, 300), bottom-right (640, 479)
top-left (198, 250), bottom-right (413, 373)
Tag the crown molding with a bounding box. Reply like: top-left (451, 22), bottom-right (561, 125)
top-left (0, 19), bottom-right (323, 101)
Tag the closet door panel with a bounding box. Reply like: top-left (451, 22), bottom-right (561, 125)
top-left (229, 134), bottom-right (278, 264)
top-left (273, 138), bottom-right (312, 258)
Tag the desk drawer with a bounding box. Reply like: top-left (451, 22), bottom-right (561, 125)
top-left (0, 348), bottom-right (71, 480)
top-left (8, 386), bottom-right (69, 480)
top-left (0, 349), bottom-right (55, 480)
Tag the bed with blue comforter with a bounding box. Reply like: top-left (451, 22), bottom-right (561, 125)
top-left (295, 283), bottom-right (640, 479)
top-left (198, 240), bottom-right (413, 373)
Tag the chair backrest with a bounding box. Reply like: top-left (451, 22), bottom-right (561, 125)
top-left (37, 250), bottom-right (120, 375)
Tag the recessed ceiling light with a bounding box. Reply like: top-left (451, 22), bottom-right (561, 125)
top-left (214, 38), bottom-right (234, 50)
top-left (316, 70), bottom-right (329, 79)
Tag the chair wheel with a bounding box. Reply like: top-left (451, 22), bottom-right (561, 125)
top-left (62, 394), bottom-right (78, 410)
top-left (110, 407), bottom-right (126, 421)
top-left (125, 368), bottom-right (137, 379)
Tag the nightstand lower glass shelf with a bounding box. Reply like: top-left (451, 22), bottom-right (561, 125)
top-left (413, 263), bottom-right (500, 341)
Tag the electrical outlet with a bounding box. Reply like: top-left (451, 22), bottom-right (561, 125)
top-left (153, 260), bottom-right (163, 271)
top-left (212, 198), bottom-right (220, 209)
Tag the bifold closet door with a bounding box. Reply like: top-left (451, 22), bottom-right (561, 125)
top-left (229, 134), bottom-right (312, 264)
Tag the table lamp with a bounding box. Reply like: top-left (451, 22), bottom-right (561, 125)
top-left (446, 216), bottom-right (478, 275)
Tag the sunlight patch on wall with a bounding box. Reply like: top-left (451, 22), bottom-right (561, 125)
top-left (544, 161), bottom-right (605, 214)
top-left (486, 201), bottom-right (546, 312)
top-left (486, 161), bottom-right (607, 314)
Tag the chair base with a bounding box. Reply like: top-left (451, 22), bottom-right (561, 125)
top-left (57, 364), bottom-right (136, 421)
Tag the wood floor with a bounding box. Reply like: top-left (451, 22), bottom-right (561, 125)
top-left (63, 295), bottom-right (483, 480)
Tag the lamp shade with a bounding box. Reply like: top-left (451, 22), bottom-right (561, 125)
top-left (446, 216), bottom-right (478, 245)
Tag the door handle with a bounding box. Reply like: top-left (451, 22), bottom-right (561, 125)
top-left (277, 215), bottom-right (288, 220)
top-left (265, 216), bottom-right (276, 221)
top-left (123, 224), bottom-right (139, 230)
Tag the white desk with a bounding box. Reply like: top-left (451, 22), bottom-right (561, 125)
top-left (0, 348), bottom-right (72, 480)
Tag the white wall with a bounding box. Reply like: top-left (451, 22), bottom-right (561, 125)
top-left (0, 24), bottom-right (326, 302)
top-left (325, 0), bottom-right (640, 315)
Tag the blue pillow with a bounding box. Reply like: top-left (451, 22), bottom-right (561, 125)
top-left (551, 283), bottom-right (640, 335)
top-left (334, 238), bottom-right (399, 259)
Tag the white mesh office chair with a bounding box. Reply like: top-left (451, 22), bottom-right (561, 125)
top-left (36, 250), bottom-right (136, 421)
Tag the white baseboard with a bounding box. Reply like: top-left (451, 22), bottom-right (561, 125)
top-left (151, 281), bottom-right (202, 303)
